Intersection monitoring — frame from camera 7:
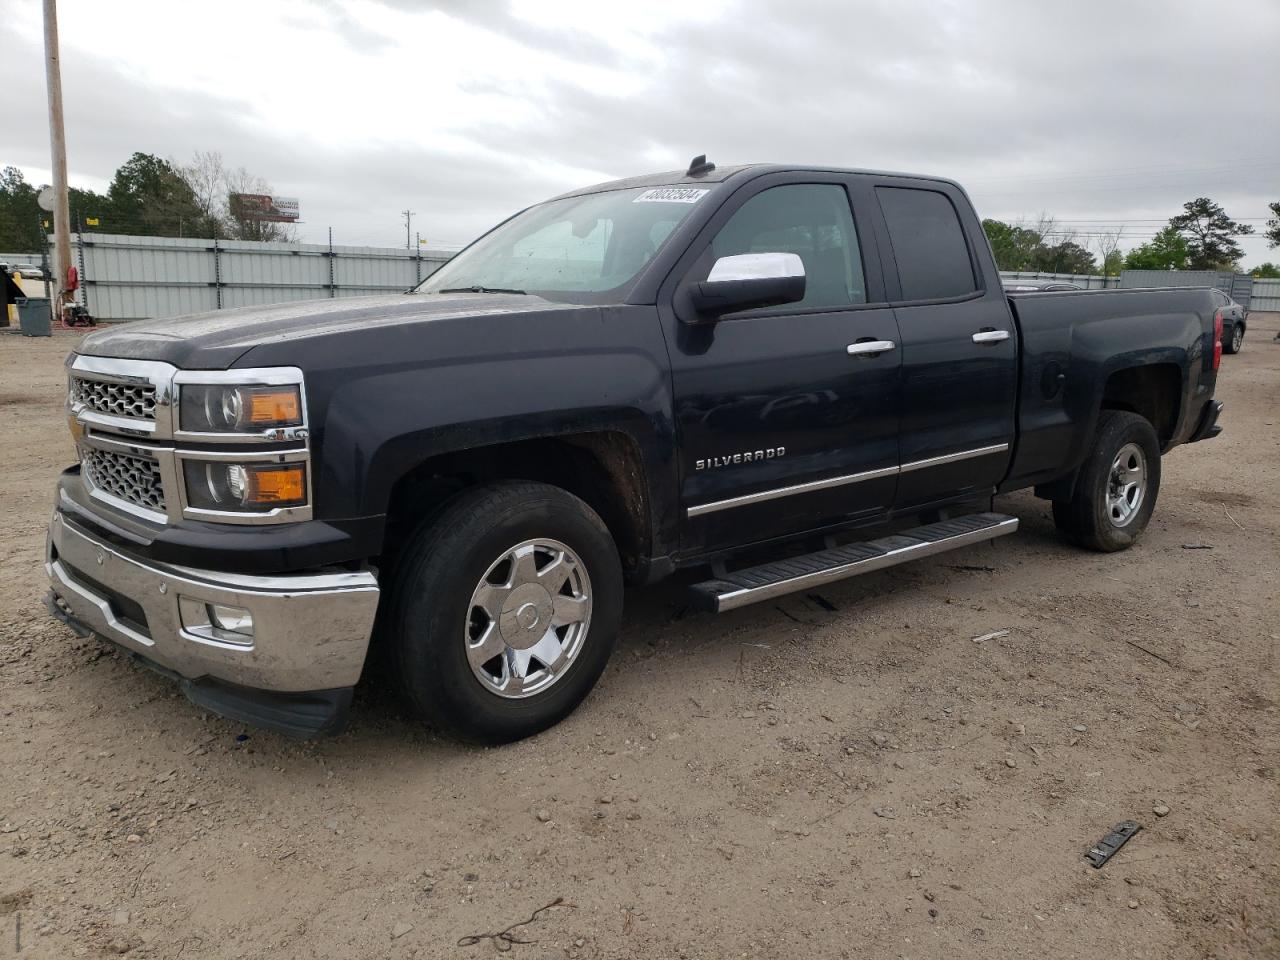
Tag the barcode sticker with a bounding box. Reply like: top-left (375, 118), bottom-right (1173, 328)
top-left (633, 187), bottom-right (709, 204)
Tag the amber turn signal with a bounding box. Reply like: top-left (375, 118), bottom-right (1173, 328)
top-left (246, 465), bottom-right (306, 504)
top-left (247, 389), bottom-right (302, 425)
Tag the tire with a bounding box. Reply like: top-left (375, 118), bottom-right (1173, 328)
top-left (1052, 410), bottom-right (1161, 552)
top-left (1223, 324), bottom-right (1244, 354)
top-left (386, 481), bottom-right (623, 743)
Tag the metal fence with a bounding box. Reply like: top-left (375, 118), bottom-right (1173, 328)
top-left (45, 233), bottom-right (455, 321)
top-left (16, 237), bottom-right (1280, 318)
top-left (998, 271), bottom-right (1119, 289)
top-left (0, 251), bottom-right (45, 270)
top-left (1119, 269), bottom-right (1254, 309)
top-left (1250, 278), bottom-right (1280, 312)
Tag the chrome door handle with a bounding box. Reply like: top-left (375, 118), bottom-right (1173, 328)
top-left (972, 330), bottom-right (1010, 344)
top-left (846, 340), bottom-right (896, 356)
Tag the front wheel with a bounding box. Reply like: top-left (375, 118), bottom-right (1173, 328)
top-left (386, 481), bottom-right (623, 743)
top-left (1052, 410), bottom-right (1161, 552)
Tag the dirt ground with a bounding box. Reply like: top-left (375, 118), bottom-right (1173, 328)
top-left (1, 316), bottom-right (1276, 960)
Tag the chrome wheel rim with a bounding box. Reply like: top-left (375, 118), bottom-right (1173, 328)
top-left (1232, 327), bottom-right (1243, 351)
top-left (1106, 442), bottom-right (1146, 527)
top-left (465, 538), bottom-right (592, 699)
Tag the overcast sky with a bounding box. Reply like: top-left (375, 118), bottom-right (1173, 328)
top-left (4, 0), bottom-right (1278, 263)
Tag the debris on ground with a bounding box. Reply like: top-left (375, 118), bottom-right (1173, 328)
top-left (456, 897), bottom-right (575, 951)
top-left (971, 630), bottom-right (1010, 644)
top-left (1084, 820), bottom-right (1141, 868)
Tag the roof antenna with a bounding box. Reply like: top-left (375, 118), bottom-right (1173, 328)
top-left (686, 154), bottom-right (716, 178)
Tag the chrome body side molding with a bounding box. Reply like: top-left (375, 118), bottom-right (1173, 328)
top-left (687, 443), bottom-right (1010, 517)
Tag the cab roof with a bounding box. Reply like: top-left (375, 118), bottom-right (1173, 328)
top-left (550, 162), bottom-right (964, 202)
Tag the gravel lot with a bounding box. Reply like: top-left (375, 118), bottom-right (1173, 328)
top-left (2, 317), bottom-right (1277, 959)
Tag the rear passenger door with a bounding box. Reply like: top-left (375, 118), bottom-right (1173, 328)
top-left (870, 180), bottom-right (1017, 510)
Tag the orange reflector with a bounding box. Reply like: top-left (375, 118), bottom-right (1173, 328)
top-left (247, 388), bottom-right (301, 424)
top-left (247, 465), bottom-right (306, 504)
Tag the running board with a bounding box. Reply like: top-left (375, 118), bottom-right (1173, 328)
top-left (688, 512), bottom-right (1018, 613)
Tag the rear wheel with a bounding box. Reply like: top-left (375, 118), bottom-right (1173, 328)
top-left (1224, 324), bottom-right (1244, 354)
top-left (386, 481), bottom-right (623, 743)
top-left (1052, 410), bottom-right (1161, 552)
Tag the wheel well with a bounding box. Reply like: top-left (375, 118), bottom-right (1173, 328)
top-left (381, 432), bottom-right (651, 573)
top-left (1100, 363), bottom-right (1181, 448)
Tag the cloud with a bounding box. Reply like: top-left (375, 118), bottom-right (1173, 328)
top-left (3, 0), bottom-right (1278, 261)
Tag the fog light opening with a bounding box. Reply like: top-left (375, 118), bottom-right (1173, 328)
top-left (209, 603), bottom-right (254, 636)
top-left (179, 596), bottom-right (255, 646)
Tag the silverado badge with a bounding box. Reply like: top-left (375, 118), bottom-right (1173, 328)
top-left (695, 447), bottom-right (786, 470)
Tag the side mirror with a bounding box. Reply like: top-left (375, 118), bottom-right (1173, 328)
top-left (688, 252), bottom-right (806, 319)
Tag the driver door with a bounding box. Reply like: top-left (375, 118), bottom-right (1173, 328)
top-left (658, 174), bottom-right (902, 555)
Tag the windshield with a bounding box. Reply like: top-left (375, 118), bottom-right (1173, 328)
top-left (415, 185), bottom-right (711, 300)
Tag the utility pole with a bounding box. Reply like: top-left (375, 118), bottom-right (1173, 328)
top-left (402, 209), bottom-right (414, 250)
top-left (43, 0), bottom-right (72, 310)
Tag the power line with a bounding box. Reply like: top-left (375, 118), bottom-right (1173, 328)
top-left (1036, 217), bottom-right (1271, 223)
top-left (964, 157), bottom-right (1279, 186)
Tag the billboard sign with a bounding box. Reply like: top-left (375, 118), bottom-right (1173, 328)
top-left (229, 194), bottom-right (300, 222)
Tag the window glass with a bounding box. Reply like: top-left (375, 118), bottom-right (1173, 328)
top-left (877, 187), bottom-right (978, 300)
top-left (711, 184), bottom-right (866, 308)
top-left (417, 186), bottom-right (706, 297)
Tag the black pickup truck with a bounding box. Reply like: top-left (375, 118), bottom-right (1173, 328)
top-left (46, 158), bottom-right (1225, 742)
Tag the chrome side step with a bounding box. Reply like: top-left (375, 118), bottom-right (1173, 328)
top-left (688, 512), bottom-right (1019, 613)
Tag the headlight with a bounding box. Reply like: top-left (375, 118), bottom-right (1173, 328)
top-left (180, 384), bottom-right (302, 433)
top-left (183, 461), bottom-right (308, 512)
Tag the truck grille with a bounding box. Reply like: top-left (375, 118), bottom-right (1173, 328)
top-left (71, 376), bottom-right (157, 421)
top-left (82, 448), bottom-right (166, 514)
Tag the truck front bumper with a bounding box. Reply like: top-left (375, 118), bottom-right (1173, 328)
top-left (45, 512), bottom-right (380, 738)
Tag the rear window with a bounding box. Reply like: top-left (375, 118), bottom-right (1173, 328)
top-left (877, 187), bottom-right (978, 301)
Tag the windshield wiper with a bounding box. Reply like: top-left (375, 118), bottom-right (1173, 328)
top-left (438, 285), bottom-right (527, 295)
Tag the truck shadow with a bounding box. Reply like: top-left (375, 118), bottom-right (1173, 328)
top-left (336, 493), bottom-right (1074, 757)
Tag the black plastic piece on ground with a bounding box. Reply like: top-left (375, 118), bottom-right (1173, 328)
top-left (1084, 820), bottom-right (1141, 868)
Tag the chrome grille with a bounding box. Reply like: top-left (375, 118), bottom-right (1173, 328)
top-left (82, 448), bottom-right (166, 513)
top-left (71, 376), bottom-right (157, 421)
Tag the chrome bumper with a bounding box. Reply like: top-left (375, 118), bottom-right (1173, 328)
top-left (45, 513), bottom-right (380, 693)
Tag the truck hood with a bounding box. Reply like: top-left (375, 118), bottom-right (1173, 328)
top-left (75, 292), bottom-right (572, 369)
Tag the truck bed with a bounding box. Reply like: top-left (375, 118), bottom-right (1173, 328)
top-left (1002, 286), bottom-right (1221, 495)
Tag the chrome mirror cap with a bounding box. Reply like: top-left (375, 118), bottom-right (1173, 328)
top-left (707, 252), bottom-right (805, 283)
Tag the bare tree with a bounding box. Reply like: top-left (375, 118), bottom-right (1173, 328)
top-left (1093, 227), bottom-right (1124, 276)
top-left (176, 150), bottom-right (231, 238)
top-left (172, 152), bottom-right (297, 242)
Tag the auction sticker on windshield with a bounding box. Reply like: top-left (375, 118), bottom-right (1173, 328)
top-left (633, 187), bottom-right (709, 204)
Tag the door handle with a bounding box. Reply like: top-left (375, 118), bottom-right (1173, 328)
top-left (972, 329), bottom-right (1010, 344)
top-left (846, 340), bottom-right (896, 356)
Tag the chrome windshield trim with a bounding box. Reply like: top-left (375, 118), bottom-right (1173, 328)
top-left (686, 443), bottom-right (1011, 517)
